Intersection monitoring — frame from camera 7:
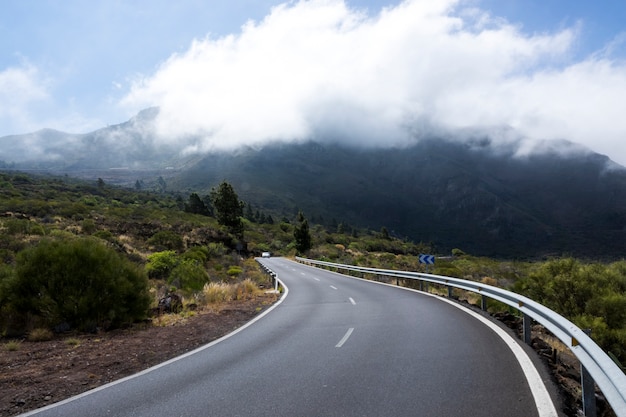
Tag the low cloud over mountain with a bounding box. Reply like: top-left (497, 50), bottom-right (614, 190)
top-left (118, 0), bottom-right (626, 165)
top-left (1, 108), bottom-right (625, 259)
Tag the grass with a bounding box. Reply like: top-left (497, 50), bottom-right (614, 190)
top-left (4, 340), bottom-right (22, 351)
top-left (27, 328), bottom-right (54, 342)
top-left (64, 337), bottom-right (81, 347)
top-left (203, 279), bottom-right (261, 304)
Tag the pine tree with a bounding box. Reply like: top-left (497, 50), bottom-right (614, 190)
top-left (210, 181), bottom-right (244, 237)
top-left (294, 211), bottom-right (312, 254)
top-left (184, 193), bottom-right (210, 216)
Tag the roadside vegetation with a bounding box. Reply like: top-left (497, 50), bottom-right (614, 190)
top-left (0, 171), bottom-right (625, 369)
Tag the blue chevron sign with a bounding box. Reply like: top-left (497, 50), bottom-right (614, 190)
top-left (419, 254), bottom-right (435, 265)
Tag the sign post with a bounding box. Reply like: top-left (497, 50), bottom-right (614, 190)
top-left (419, 254), bottom-right (435, 269)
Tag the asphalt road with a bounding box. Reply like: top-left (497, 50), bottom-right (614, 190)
top-left (22, 257), bottom-right (559, 417)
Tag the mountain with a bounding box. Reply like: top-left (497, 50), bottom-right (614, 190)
top-left (171, 140), bottom-right (626, 259)
top-left (2, 110), bottom-right (625, 259)
top-left (0, 108), bottom-right (190, 170)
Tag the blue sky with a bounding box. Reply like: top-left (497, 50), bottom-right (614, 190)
top-left (2, 0), bottom-right (626, 164)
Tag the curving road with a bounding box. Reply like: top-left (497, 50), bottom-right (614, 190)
top-left (22, 257), bottom-right (559, 417)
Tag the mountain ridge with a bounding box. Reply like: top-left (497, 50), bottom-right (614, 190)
top-left (1, 111), bottom-right (625, 259)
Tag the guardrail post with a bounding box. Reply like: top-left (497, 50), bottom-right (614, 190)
top-left (447, 285), bottom-right (453, 298)
top-left (523, 314), bottom-right (531, 345)
top-left (481, 295), bottom-right (487, 311)
top-left (419, 281), bottom-right (423, 291)
top-left (581, 329), bottom-right (597, 417)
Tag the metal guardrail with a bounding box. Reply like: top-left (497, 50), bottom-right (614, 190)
top-left (296, 257), bottom-right (626, 417)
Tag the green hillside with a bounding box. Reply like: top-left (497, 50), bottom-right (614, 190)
top-left (1, 171), bottom-right (626, 367)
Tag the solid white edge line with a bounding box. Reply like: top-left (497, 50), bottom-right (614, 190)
top-left (336, 327), bottom-right (355, 348)
top-left (19, 276), bottom-right (290, 417)
top-left (436, 296), bottom-right (559, 417)
top-left (296, 261), bottom-right (559, 417)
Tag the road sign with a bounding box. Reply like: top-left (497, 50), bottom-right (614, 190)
top-left (419, 254), bottom-right (435, 265)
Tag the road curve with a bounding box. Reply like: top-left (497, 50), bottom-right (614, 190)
top-left (22, 257), bottom-right (560, 417)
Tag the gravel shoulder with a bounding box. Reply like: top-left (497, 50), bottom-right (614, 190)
top-left (0, 293), bottom-right (278, 417)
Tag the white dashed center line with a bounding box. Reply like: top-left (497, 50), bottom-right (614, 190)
top-left (336, 328), bottom-right (354, 348)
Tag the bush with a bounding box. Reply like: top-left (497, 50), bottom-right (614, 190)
top-left (147, 230), bottom-right (184, 252)
top-left (227, 266), bottom-right (243, 277)
top-left (145, 250), bottom-right (178, 280)
top-left (10, 237), bottom-right (150, 332)
top-left (169, 260), bottom-right (210, 292)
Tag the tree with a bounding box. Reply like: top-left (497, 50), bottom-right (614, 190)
top-left (11, 238), bottom-right (149, 331)
top-left (245, 203), bottom-right (255, 222)
top-left (293, 211), bottom-right (312, 254)
top-left (184, 193), bottom-right (210, 216)
top-left (157, 176), bottom-right (167, 193)
top-left (210, 181), bottom-right (244, 237)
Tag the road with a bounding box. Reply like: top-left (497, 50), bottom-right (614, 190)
top-left (22, 257), bottom-right (559, 417)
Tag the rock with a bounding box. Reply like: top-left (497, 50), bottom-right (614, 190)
top-left (157, 293), bottom-right (183, 314)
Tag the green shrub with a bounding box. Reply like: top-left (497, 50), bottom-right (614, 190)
top-left (11, 237), bottom-right (150, 332)
top-left (169, 260), bottom-right (210, 292)
top-left (93, 230), bottom-right (114, 241)
top-left (81, 219), bottom-right (97, 234)
top-left (145, 250), bottom-right (178, 280)
top-left (227, 266), bottom-right (243, 277)
top-left (206, 242), bottom-right (226, 258)
top-left (147, 230), bottom-right (184, 252)
top-left (182, 246), bottom-right (209, 263)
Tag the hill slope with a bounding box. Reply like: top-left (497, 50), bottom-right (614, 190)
top-left (172, 139), bottom-right (626, 259)
top-left (2, 110), bottom-right (626, 259)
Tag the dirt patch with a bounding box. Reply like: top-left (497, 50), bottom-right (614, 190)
top-left (0, 293), bottom-right (278, 417)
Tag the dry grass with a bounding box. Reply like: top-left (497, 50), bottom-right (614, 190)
top-left (64, 337), bottom-right (81, 347)
top-left (4, 340), bottom-right (22, 351)
top-left (27, 328), bottom-right (54, 342)
top-left (202, 279), bottom-right (261, 308)
top-left (153, 313), bottom-right (188, 327)
top-left (203, 282), bottom-right (235, 305)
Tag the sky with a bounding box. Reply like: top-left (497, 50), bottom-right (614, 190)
top-left (2, 0), bottom-right (626, 165)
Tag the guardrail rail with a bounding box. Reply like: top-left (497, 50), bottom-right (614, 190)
top-left (296, 256), bottom-right (626, 417)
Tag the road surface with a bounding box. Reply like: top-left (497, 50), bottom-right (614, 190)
top-left (22, 257), bottom-right (559, 417)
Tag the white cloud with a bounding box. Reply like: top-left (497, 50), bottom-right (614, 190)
top-left (0, 63), bottom-right (50, 133)
top-left (121, 0), bottom-right (626, 165)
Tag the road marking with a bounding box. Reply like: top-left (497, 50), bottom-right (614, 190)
top-left (437, 300), bottom-right (559, 417)
top-left (20, 271), bottom-right (291, 417)
top-left (330, 285), bottom-right (338, 290)
top-left (336, 328), bottom-right (354, 348)
top-left (313, 277), bottom-right (320, 281)
top-left (307, 266), bottom-right (559, 417)
top-left (349, 297), bottom-right (356, 305)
